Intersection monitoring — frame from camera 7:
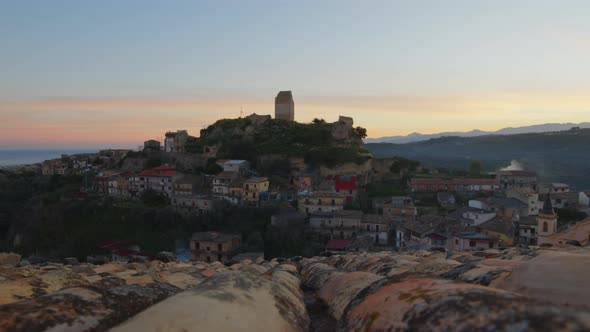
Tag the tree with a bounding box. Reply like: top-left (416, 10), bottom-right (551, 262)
top-left (140, 189), bottom-right (168, 207)
top-left (312, 118), bottom-right (327, 125)
top-left (469, 160), bottom-right (484, 177)
top-left (353, 126), bottom-right (368, 140)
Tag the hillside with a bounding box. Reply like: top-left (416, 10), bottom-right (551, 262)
top-left (365, 122), bottom-right (590, 144)
top-left (366, 128), bottom-right (590, 189)
top-left (199, 115), bottom-right (371, 169)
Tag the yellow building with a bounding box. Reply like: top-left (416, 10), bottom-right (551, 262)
top-left (242, 177), bottom-right (269, 202)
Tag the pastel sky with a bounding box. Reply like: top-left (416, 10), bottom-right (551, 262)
top-left (2, 1), bottom-right (590, 149)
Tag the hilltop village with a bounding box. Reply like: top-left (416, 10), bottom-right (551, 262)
top-left (3, 91), bottom-right (590, 264)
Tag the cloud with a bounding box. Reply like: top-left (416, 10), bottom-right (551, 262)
top-left (1, 89), bottom-right (589, 148)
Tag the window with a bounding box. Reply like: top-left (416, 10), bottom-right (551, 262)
top-left (469, 240), bottom-right (476, 247)
top-left (206, 246), bottom-right (210, 251)
top-left (318, 199), bottom-right (322, 205)
top-left (531, 229), bottom-right (535, 235)
top-left (331, 199), bottom-right (335, 205)
top-left (366, 224), bottom-right (371, 232)
top-left (543, 222), bottom-right (548, 232)
top-left (195, 242), bottom-right (200, 249)
top-left (376, 225), bottom-right (380, 232)
top-left (489, 242), bottom-right (494, 248)
top-left (455, 239), bottom-right (459, 245)
top-left (218, 243), bottom-right (222, 251)
top-left (218, 254), bottom-right (222, 261)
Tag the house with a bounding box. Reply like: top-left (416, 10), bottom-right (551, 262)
top-left (469, 197), bottom-right (528, 219)
top-left (360, 214), bottom-right (390, 245)
top-left (476, 218), bottom-right (515, 247)
top-left (542, 217), bottom-right (590, 246)
top-left (539, 183), bottom-right (571, 194)
top-left (298, 191), bottom-right (345, 215)
top-left (410, 178), bottom-right (499, 192)
top-left (95, 170), bottom-right (121, 194)
top-left (293, 175), bottom-right (314, 193)
top-left (189, 232), bottom-right (241, 262)
top-left (540, 192), bottom-right (589, 209)
top-left (164, 130), bottom-right (189, 153)
top-left (309, 210), bottom-right (363, 240)
top-left (227, 178), bottom-right (246, 204)
top-left (242, 177), bottom-right (269, 203)
top-left (398, 215), bottom-right (445, 250)
top-left (325, 238), bottom-right (353, 253)
top-left (449, 232), bottom-right (499, 251)
top-left (428, 233), bottom-right (448, 248)
top-left (143, 140), bottom-right (161, 152)
top-left (222, 160), bottom-right (250, 174)
top-left (212, 171), bottom-right (239, 197)
top-left (383, 196), bottom-right (417, 219)
top-left (507, 187), bottom-right (541, 216)
top-left (172, 195), bottom-right (215, 216)
top-left (134, 165), bottom-right (180, 197)
top-left (447, 207), bottom-right (496, 226)
top-left (497, 170), bottom-right (538, 191)
top-left (173, 174), bottom-right (204, 196)
top-left (107, 172), bottom-right (134, 198)
top-left (516, 216), bottom-right (538, 245)
top-left (330, 175), bottom-right (359, 203)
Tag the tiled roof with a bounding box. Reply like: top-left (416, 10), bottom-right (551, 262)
top-left (139, 165), bottom-right (177, 177)
top-left (244, 177), bottom-right (268, 184)
top-left (411, 178), bottom-right (498, 186)
top-left (333, 175), bottom-right (358, 191)
top-left (454, 232), bottom-right (498, 241)
top-left (498, 170), bottom-right (538, 177)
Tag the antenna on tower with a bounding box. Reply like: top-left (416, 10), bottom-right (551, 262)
top-left (240, 106), bottom-right (243, 118)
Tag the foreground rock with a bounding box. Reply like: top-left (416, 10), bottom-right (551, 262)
top-left (2, 247), bottom-right (590, 331)
top-left (112, 268), bottom-right (309, 332)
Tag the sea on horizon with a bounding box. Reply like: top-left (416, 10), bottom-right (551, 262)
top-left (0, 149), bottom-right (99, 167)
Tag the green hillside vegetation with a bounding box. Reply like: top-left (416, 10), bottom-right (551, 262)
top-left (200, 117), bottom-right (371, 168)
top-left (366, 128), bottom-right (590, 189)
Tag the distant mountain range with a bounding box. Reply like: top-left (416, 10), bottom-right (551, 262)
top-left (365, 128), bottom-right (590, 189)
top-left (365, 122), bottom-right (590, 144)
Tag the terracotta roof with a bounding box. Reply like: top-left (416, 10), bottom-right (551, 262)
top-left (411, 178), bottom-right (498, 186)
top-left (244, 177), bottom-right (268, 184)
top-left (454, 232), bottom-right (498, 241)
top-left (332, 175), bottom-right (358, 191)
top-left (498, 170), bottom-right (538, 177)
top-left (139, 165), bottom-right (177, 177)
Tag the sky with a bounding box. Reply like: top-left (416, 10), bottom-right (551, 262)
top-left (2, 0), bottom-right (590, 149)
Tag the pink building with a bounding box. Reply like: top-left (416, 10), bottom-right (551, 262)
top-left (449, 232), bottom-right (499, 251)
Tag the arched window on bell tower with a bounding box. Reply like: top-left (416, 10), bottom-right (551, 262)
top-left (543, 222), bottom-right (548, 232)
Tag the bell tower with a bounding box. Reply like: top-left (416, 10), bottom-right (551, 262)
top-left (536, 195), bottom-right (557, 245)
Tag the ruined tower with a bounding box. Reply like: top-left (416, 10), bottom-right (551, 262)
top-left (275, 91), bottom-right (295, 121)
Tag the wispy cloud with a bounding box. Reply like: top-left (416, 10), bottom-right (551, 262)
top-left (1, 89), bottom-right (589, 148)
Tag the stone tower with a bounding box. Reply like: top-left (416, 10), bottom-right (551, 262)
top-left (536, 195), bottom-right (558, 245)
top-left (275, 91), bottom-right (294, 121)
